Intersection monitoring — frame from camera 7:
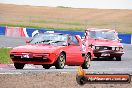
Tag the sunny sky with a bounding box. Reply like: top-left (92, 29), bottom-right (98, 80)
top-left (0, 0), bottom-right (132, 9)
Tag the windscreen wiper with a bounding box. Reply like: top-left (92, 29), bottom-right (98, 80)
top-left (34, 40), bottom-right (51, 44)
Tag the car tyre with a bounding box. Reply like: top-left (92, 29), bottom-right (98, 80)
top-left (14, 63), bottom-right (25, 69)
top-left (109, 57), bottom-right (114, 61)
top-left (55, 53), bottom-right (65, 69)
top-left (42, 65), bottom-right (51, 69)
top-left (116, 56), bottom-right (121, 61)
top-left (82, 54), bottom-right (91, 69)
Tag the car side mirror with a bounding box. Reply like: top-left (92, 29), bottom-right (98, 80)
top-left (68, 42), bottom-right (75, 46)
top-left (26, 40), bottom-right (30, 44)
top-left (68, 43), bottom-right (70, 46)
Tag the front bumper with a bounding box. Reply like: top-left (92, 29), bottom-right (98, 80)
top-left (94, 50), bottom-right (124, 57)
top-left (10, 53), bottom-right (58, 65)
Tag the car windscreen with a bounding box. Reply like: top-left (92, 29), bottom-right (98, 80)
top-left (88, 31), bottom-right (118, 40)
top-left (30, 33), bottom-right (68, 45)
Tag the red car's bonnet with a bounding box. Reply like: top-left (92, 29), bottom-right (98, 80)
top-left (88, 38), bottom-right (122, 47)
top-left (11, 44), bottom-right (64, 53)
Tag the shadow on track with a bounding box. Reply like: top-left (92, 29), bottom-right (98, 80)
top-left (92, 57), bottom-right (117, 61)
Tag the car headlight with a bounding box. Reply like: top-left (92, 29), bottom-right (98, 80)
top-left (95, 46), bottom-right (100, 50)
top-left (116, 47), bottom-right (120, 51)
top-left (112, 47), bottom-right (115, 50)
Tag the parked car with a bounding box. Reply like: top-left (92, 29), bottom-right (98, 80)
top-left (83, 28), bottom-right (124, 61)
top-left (10, 33), bottom-right (94, 69)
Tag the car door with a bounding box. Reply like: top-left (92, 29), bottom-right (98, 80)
top-left (65, 36), bottom-right (83, 65)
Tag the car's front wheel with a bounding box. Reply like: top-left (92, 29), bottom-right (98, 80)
top-left (42, 65), bottom-right (51, 69)
top-left (14, 63), bottom-right (25, 69)
top-left (55, 53), bottom-right (66, 69)
top-left (116, 56), bottom-right (121, 61)
top-left (81, 54), bottom-right (91, 69)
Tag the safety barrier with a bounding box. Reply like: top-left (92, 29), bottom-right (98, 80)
top-left (0, 26), bottom-right (5, 35)
top-left (0, 26), bottom-right (131, 44)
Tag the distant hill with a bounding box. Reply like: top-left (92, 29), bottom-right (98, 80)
top-left (0, 3), bottom-right (132, 33)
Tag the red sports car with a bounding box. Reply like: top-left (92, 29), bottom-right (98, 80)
top-left (83, 28), bottom-right (124, 61)
top-left (10, 33), bottom-right (94, 69)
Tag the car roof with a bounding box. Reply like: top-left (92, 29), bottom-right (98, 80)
top-left (85, 28), bottom-right (116, 32)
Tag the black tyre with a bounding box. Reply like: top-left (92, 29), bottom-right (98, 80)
top-left (82, 54), bottom-right (91, 69)
top-left (42, 65), bottom-right (51, 69)
top-left (55, 53), bottom-right (66, 69)
top-left (14, 63), bottom-right (25, 69)
top-left (116, 56), bottom-right (121, 61)
top-left (109, 57), bottom-right (114, 60)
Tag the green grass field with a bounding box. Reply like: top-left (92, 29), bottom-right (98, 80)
top-left (0, 48), bottom-right (12, 64)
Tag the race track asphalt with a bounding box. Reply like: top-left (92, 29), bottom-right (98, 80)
top-left (0, 36), bottom-right (132, 74)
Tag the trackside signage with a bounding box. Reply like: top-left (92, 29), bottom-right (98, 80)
top-left (76, 67), bottom-right (131, 85)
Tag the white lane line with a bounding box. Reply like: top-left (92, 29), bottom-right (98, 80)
top-left (0, 72), bottom-right (22, 74)
top-left (24, 64), bottom-right (43, 69)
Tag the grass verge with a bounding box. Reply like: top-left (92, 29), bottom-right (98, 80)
top-left (0, 48), bottom-right (12, 64)
top-left (0, 23), bottom-right (84, 31)
top-left (0, 23), bottom-right (42, 29)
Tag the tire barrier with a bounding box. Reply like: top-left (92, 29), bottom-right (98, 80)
top-left (5, 26), bottom-right (26, 37)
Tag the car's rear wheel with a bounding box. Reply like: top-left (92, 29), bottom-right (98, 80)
top-left (14, 63), bottom-right (25, 69)
top-left (107, 57), bottom-right (114, 61)
top-left (116, 56), bottom-right (121, 61)
top-left (55, 53), bottom-right (65, 69)
top-left (42, 65), bottom-right (51, 69)
top-left (82, 54), bottom-right (91, 69)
